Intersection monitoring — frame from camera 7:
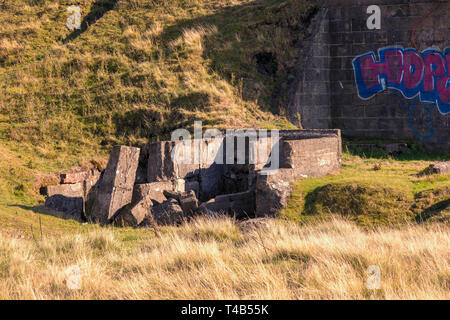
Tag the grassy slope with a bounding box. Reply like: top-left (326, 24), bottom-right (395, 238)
top-left (0, 0), bottom-right (308, 150)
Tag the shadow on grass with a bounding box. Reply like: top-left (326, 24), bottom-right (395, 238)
top-left (8, 204), bottom-right (85, 222)
top-left (415, 199), bottom-right (450, 223)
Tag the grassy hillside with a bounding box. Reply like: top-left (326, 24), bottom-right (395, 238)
top-left (0, 0), bottom-right (312, 154)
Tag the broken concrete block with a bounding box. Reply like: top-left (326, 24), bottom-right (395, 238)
top-left (199, 163), bottom-right (223, 201)
top-left (60, 169), bottom-right (101, 184)
top-left (199, 190), bottom-right (255, 218)
top-left (425, 162), bottom-right (450, 175)
top-left (115, 197), bottom-right (152, 227)
top-left (150, 199), bottom-right (185, 226)
top-left (255, 169), bottom-right (295, 217)
top-left (221, 164), bottom-right (252, 195)
top-left (179, 190), bottom-right (199, 216)
top-left (163, 190), bottom-right (182, 202)
top-left (91, 146), bottom-right (140, 224)
top-left (147, 141), bottom-right (199, 182)
top-left (44, 183), bottom-right (84, 220)
top-left (281, 138), bottom-right (340, 178)
top-left (132, 181), bottom-right (174, 204)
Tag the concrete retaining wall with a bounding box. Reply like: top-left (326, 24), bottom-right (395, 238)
top-left (288, 0), bottom-right (449, 154)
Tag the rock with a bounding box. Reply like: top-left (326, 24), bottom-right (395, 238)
top-left (90, 146), bottom-right (140, 224)
top-left (238, 218), bottom-right (271, 232)
top-left (44, 183), bottom-right (84, 220)
top-left (163, 190), bottom-right (182, 201)
top-left (255, 169), bottom-right (295, 217)
top-left (147, 199), bottom-right (185, 226)
top-left (198, 190), bottom-right (255, 218)
top-left (179, 190), bottom-right (199, 216)
top-left (115, 197), bottom-right (152, 227)
top-left (133, 181), bottom-right (174, 204)
top-left (425, 162), bottom-right (450, 175)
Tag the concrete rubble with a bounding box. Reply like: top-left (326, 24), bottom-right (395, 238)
top-left (424, 162), bottom-right (450, 176)
top-left (90, 146), bottom-right (140, 224)
top-left (42, 129), bottom-right (342, 227)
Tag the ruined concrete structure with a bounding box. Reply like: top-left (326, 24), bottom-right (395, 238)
top-left (288, 0), bottom-right (449, 154)
top-left (43, 130), bottom-right (342, 226)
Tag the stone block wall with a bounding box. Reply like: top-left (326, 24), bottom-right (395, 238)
top-left (288, 0), bottom-right (449, 154)
top-left (43, 130), bottom-right (342, 222)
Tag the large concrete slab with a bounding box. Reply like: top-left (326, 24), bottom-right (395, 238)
top-left (44, 183), bottom-right (84, 220)
top-left (255, 169), bottom-right (295, 217)
top-left (132, 181), bottom-right (177, 204)
top-left (281, 136), bottom-right (341, 178)
top-left (199, 190), bottom-right (255, 218)
top-left (91, 146), bottom-right (140, 224)
top-left (147, 141), bottom-right (200, 182)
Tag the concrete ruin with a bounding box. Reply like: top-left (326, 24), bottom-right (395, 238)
top-left (42, 129), bottom-right (342, 226)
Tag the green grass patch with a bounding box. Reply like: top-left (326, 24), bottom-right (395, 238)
top-left (281, 153), bottom-right (450, 227)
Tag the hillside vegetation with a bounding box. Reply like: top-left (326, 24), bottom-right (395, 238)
top-left (0, 0), bottom-right (311, 155)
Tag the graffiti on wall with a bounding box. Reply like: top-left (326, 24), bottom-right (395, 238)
top-left (352, 47), bottom-right (449, 115)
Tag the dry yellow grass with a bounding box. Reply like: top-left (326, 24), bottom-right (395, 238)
top-left (0, 216), bottom-right (448, 300)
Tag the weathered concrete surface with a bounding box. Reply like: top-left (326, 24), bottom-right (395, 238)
top-left (44, 183), bottom-right (84, 220)
top-left (91, 146), bottom-right (140, 224)
top-left (151, 199), bottom-right (185, 226)
top-left (281, 136), bottom-right (341, 178)
top-left (287, 0), bottom-right (450, 154)
top-left (352, 143), bottom-right (409, 155)
top-left (255, 169), bottom-right (295, 217)
top-left (132, 181), bottom-right (174, 204)
top-left (199, 190), bottom-right (255, 218)
top-left (179, 190), bottom-right (199, 216)
top-left (115, 197), bottom-right (152, 227)
top-left (60, 169), bottom-right (100, 184)
top-left (147, 141), bottom-right (199, 182)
